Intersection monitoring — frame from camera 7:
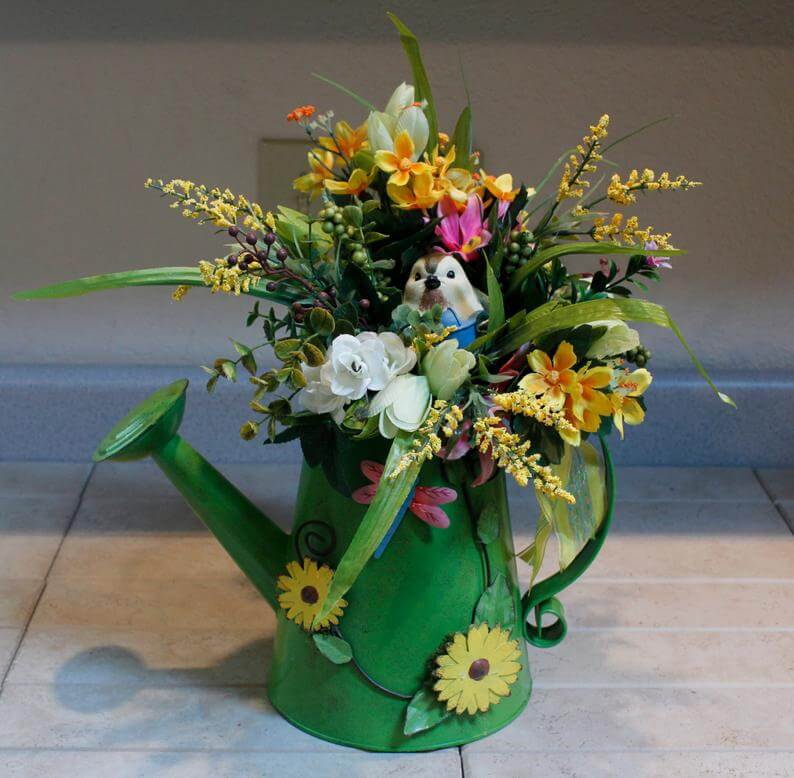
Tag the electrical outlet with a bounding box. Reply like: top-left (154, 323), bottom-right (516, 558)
top-left (258, 139), bottom-right (311, 213)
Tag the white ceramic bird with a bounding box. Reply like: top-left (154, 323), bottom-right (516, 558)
top-left (403, 254), bottom-right (484, 322)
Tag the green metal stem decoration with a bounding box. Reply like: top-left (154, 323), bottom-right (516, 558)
top-left (522, 434), bottom-right (615, 648)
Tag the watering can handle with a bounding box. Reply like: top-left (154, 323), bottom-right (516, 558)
top-left (521, 434), bottom-right (615, 648)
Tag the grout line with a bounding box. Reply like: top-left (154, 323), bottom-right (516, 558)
top-left (752, 468), bottom-right (793, 535)
top-left (0, 462), bottom-right (95, 693)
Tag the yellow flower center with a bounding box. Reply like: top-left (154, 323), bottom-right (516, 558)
top-left (468, 658), bottom-right (490, 681)
top-left (300, 585), bottom-right (319, 604)
top-left (399, 157), bottom-right (413, 171)
top-left (547, 369), bottom-right (560, 384)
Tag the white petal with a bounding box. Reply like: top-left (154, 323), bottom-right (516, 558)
top-left (367, 111), bottom-right (396, 152)
top-left (395, 106), bottom-right (429, 160)
top-left (384, 82), bottom-right (414, 117)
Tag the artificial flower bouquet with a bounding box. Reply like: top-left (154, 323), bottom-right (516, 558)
top-left (18, 14), bottom-right (732, 748)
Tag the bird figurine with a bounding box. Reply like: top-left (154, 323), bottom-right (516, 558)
top-left (402, 254), bottom-right (486, 346)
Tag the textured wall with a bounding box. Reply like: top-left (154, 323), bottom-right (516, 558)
top-left (1, 0), bottom-right (793, 372)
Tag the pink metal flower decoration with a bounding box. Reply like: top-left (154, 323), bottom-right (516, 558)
top-left (434, 195), bottom-right (492, 261)
top-left (352, 460), bottom-right (457, 528)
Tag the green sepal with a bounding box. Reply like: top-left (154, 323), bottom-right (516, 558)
top-left (312, 633), bottom-right (353, 664)
top-left (473, 574), bottom-right (514, 628)
top-left (403, 686), bottom-right (450, 736)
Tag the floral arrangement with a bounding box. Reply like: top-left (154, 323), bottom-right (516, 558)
top-left (20, 14), bottom-right (732, 728)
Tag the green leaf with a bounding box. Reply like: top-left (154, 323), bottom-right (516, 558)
top-left (311, 72), bottom-right (376, 111)
top-left (313, 432), bottom-right (422, 627)
top-left (274, 338), bottom-right (301, 360)
top-left (387, 13), bottom-right (438, 150)
top-left (404, 686), bottom-right (450, 736)
top-left (342, 205), bottom-right (363, 228)
top-left (477, 506), bottom-right (500, 545)
top-left (241, 353), bottom-right (257, 376)
top-left (312, 633), bottom-right (353, 664)
top-left (450, 105), bottom-right (472, 169)
top-left (485, 257), bottom-right (505, 334)
top-left (12, 266), bottom-right (293, 305)
top-left (231, 339), bottom-right (251, 357)
top-left (493, 296), bottom-right (735, 407)
top-left (220, 360), bottom-right (237, 381)
top-left (517, 510), bottom-right (552, 585)
top-left (474, 574), bottom-right (514, 628)
top-left (507, 242), bottom-right (684, 295)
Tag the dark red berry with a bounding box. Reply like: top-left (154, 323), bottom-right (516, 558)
top-left (245, 231), bottom-right (258, 245)
top-left (318, 291), bottom-right (329, 301)
top-left (238, 261), bottom-right (249, 271)
top-left (256, 249), bottom-right (268, 261)
top-left (263, 231), bottom-right (276, 245)
top-left (276, 248), bottom-right (288, 262)
top-left (359, 298), bottom-right (371, 310)
top-left (227, 256), bottom-right (237, 267)
top-left (292, 301), bottom-right (304, 312)
top-left (228, 226), bottom-right (239, 237)
top-left (266, 281), bottom-right (277, 292)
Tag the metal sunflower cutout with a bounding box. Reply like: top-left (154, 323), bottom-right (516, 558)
top-left (433, 623), bottom-right (521, 715)
top-left (277, 557), bottom-right (346, 631)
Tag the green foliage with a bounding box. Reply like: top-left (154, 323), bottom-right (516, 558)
top-left (451, 105), bottom-right (473, 170)
top-left (476, 506), bottom-right (500, 545)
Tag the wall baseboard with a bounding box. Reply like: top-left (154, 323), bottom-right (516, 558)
top-left (0, 364), bottom-right (789, 467)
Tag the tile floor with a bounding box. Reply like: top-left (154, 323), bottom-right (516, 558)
top-left (0, 462), bottom-right (792, 777)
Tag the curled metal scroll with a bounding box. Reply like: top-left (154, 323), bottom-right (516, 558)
top-left (293, 519), bottom-right (337, 562)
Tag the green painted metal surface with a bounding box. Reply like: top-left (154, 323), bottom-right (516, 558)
top-left (93, 380), bottom-right (614, 752)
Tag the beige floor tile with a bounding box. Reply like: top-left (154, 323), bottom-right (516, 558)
top-left (0, 579), bottom-right (44, 628)
top-left (463, 750), bottom-right (794, 778)
top-left (0, 627), bottom-right (21, 679)
top-left (757, 469), bottom-right (794, 501)
top-left (464, 688), bottom-right (794, 751)
top-left (28, 577), bottom-right (272, 631)
top-left (529, 630), bottom-right (794, 686)
top-left (0, 462), bottom-right (90, 499)
top-left (49, 498), bottom-right (244, 580)
top-left (0, 683), bottom-right (350, 752)
top-left (512, 501), bottom-right (794, 581)
top-left (7, 626), bottom-right (272, 686)
top-left (547, 581), bottom-right (794, 629)
top-left (0, 749), bottom-right (462, 778)
top-left (0, 497), bottom-right (76, 578)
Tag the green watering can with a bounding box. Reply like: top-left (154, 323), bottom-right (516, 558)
top-left (94, 378), bottom-right (614, 752)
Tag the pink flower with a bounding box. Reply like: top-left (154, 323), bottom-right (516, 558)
top-left (644, 240), bottom-right (672, 269)
top-left (434, 195), bottom-right (492, 261)
top-left (352, 460), bottom-right (457, 528)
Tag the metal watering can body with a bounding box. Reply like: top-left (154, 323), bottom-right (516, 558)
top-left (94, 379), bottom-right (613, 752)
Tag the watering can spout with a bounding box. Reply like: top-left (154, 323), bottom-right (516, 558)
top-left (93, 379), bottom-right (288, 610)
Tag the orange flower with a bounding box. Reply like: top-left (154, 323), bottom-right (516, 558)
top-left (325, 167), bottom-right (374, 197)
top-left (568, 364), bottom-right (613, 432)
top-left (518, 341), bottom-right (579, 410)
top-left (374, 131), bottom-right (431, 187)
top-left (287, 104), bottom-right (316, 122)
top-left (481, 171), bottom-right (521, 204)
top-left (293, 149), bottom-right (335, 199)
top-left (319, 121), bottom-right (369, 159)
top-left (387, 168), bottom-right (444, 210)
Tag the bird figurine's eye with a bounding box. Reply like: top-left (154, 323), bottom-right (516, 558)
top-left (414, 272), bottom-right (421, 281)
top-left (446, 270), bottom-right (456, 279)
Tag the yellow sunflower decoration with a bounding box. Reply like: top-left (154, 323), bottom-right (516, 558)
top-left (276, 557), bottom-right (346, 631)
top-left (433, 623), bottom-right (521, 715)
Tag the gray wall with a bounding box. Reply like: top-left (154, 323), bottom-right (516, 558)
top-left (1, 1), bottom-right (793, 464)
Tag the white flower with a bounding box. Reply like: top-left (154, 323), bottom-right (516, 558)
top-left (299, 332), bottom-right (417, 424)
top-left (369, 374), bottom-right (431, 438)
top-left (422, 339), bottom-right (476, 401)
top-left (585, 320), bottom-right (640, 359)
top-left (367, 82), bottom-right (429, 159)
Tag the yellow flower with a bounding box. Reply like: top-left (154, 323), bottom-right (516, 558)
top-left (325, 167), bottom-right (374, 196)
top-left (374, 130), bottom-right (431, 187)
top-left (441, 167), bottom-right (478, 209)
top-left (276, 557), bottom-right (346, 631)
top-left (387, 168), bottom-right (444, 210)
top-left (429, 144), bottom-right (456, 177)
top-left (480, 170), bottom-right (525, 204)
top-left (434, 623), bottom-right (522, 715)
top-left (610, 367), bottom-right (652, 438)
top-left (293, 149), bottom-right (336, 199)
top-left (319, 120), bottom-right (369, 160)
top-left (518, 341), bottom-right (580, 410)
top-left (557, 114), bottom-right (609, 202)
top-left (607, 169), bottom-right (701, 205)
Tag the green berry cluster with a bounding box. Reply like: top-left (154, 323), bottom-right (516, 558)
top-left (626, 345), bottom-right (652, 367)
top-left (503, 228), bottom-right (534, 274)
top-left (318, 203), bottom-right (369, 269)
